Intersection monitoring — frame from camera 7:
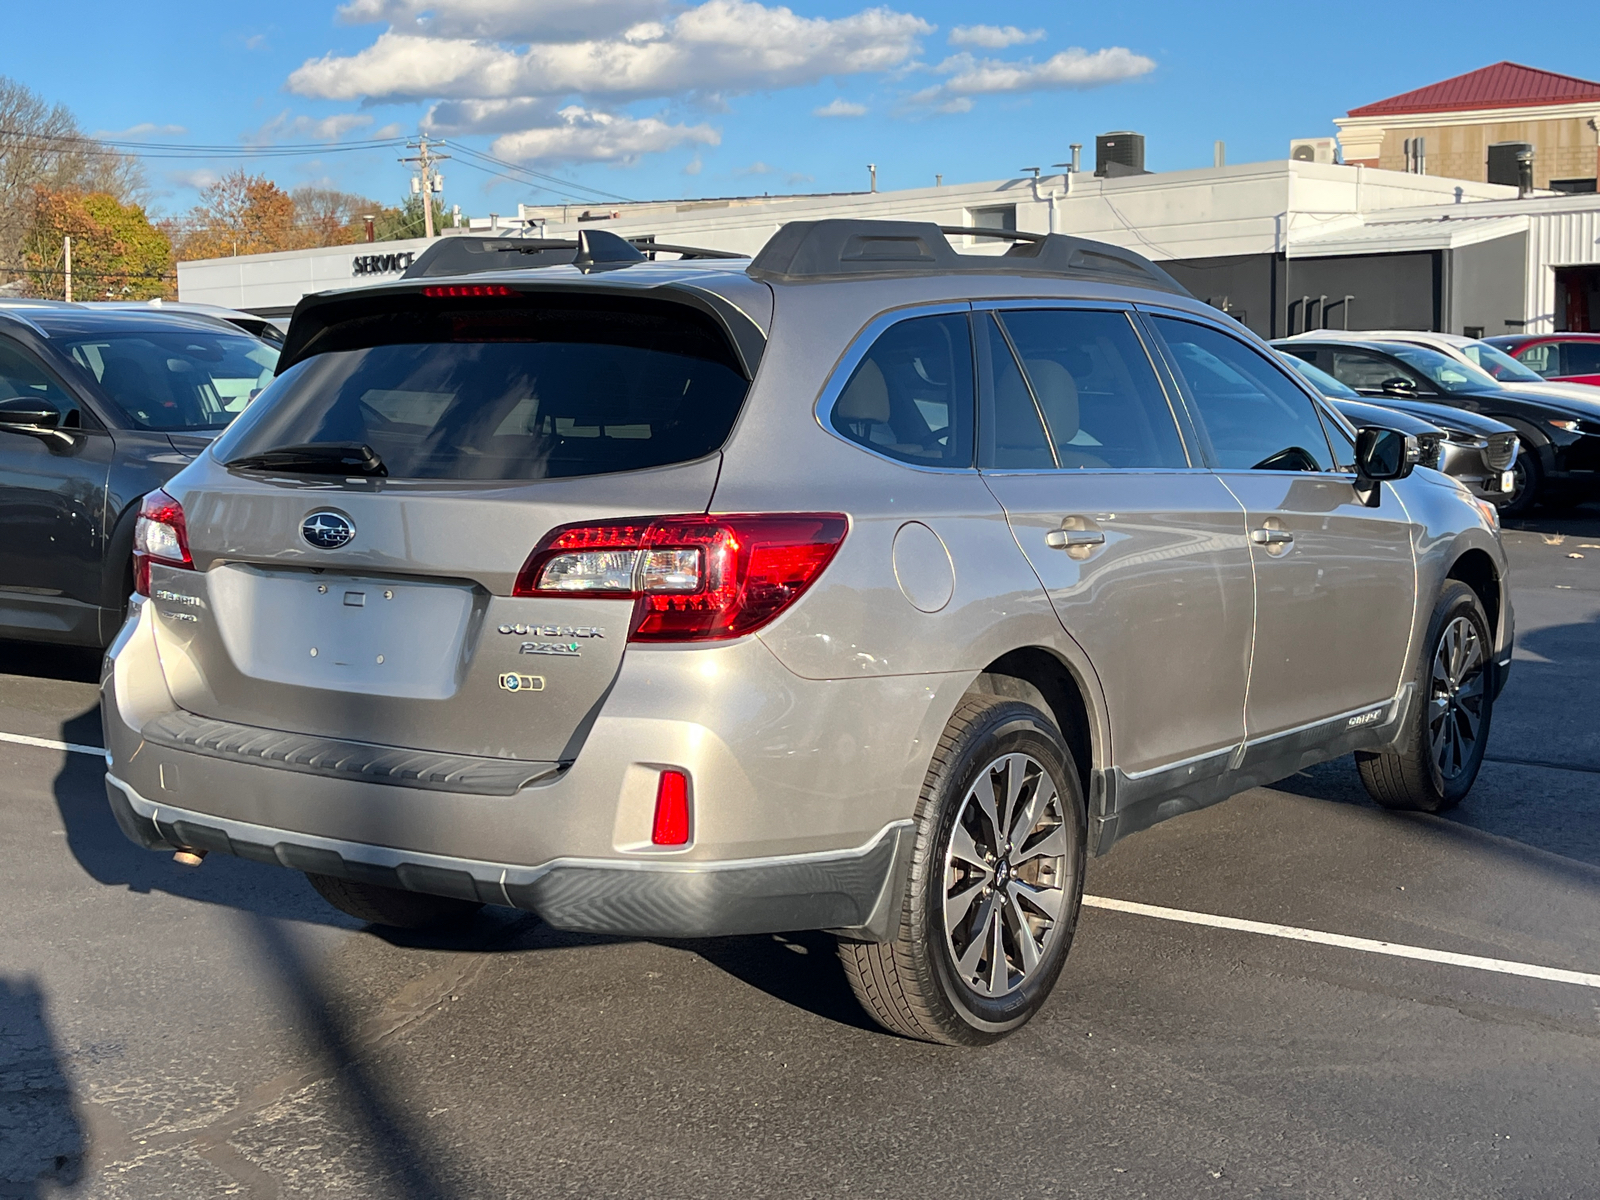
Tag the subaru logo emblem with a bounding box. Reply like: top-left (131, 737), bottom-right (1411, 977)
top-left (302, 511), bottom-right (355, 550)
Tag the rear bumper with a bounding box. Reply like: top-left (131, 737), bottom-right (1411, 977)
top-left (106, 772), bottom-right (911, 939)
top-left (101, 594), bottom-right (958, 938)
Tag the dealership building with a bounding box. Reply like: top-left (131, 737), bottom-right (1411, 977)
top-left (176, 63), bottom-right (1600, 339)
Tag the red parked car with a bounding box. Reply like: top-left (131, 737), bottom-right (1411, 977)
top-left (1484, 333), bottom-right (1600, 388)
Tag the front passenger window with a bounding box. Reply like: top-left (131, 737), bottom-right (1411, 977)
top-left (1150, 317), bottom-right (1334, 472)
top-left (830, 313), bottom-right (974, 467)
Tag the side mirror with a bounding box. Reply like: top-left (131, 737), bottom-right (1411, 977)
top-left (0, 397), bottom-right (61, 431)
top-left (1380, 377), bottom-right (1418, 397)
top-left (0, 396), bottom-right (78, 449)
top-left (1353, 426), bottom-right (1417, 506)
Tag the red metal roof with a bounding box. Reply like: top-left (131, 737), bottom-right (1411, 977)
top-left (1348, 62), bottom-right (1600, 118)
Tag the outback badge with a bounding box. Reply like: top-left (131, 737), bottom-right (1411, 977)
top-left (498, 672), bottom-right (545, 693)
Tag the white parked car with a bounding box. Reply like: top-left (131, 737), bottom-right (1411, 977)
top-left (1282, 329), bottom-right (1600, 404)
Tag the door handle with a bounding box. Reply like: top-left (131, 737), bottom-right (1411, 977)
top-left (1045, 528), bottom-right (1106, 550)
top-left (1249, 528), bottom-right (1294, 546)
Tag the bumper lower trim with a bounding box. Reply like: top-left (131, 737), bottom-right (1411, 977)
top-left (105, 774), bottom-right (911, 939)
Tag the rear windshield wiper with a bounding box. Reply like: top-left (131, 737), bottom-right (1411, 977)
top-left (225, 442), bottom-right (388, 477)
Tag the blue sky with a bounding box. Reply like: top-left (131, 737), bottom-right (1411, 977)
top-left (4, 0), bottom-right (1597, 219)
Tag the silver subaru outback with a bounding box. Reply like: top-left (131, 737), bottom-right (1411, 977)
top-left (103, 221), bottom-right (1512, 1045)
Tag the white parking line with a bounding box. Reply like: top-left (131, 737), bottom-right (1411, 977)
top-left (0, 729), bottom-right (105, 758)
top-left (1084, 895), bottom-right (1600, 990)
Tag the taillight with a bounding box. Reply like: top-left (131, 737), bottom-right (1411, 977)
top-left (514, 514), bottom-right (848, 641)
top-left (132, 488), bottom-right (192, 596)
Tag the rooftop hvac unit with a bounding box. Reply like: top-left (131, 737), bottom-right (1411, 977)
top-left (1290, 138), bottom-right (1337, 164)
top-left (1487, 141), bottom-right (1534, 188)
top-left (1095, 132), bottom-right (1145, 178)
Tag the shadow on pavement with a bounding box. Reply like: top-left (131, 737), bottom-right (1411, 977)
top-left (667, 929), bottom-right (883, 1033)
top-left (1276, 607), bottom-right (1600, 872)
top-left (0, 976), bottom-right (84, 1197)
top-left (243, 915), bottom-right (459, 1200)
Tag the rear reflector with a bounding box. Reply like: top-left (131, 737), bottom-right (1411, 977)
top-left (651, 770), bottom-right (691, 846)
top-left (422, 284), bottom-right (515, 297)
top-left (514, 514), bottom-right (848, 642)
top-left (133, 488), bottom-right (193, 596)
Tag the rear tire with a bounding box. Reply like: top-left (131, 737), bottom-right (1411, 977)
top-left (305, 872), bottom-right (483, 930)
top-left (1356, 581), bottom-right (1494, 813)
top-left (1495, 440), bottom-right (1541, 516)
top-left (840, 697), bottom-right (1086, 1045)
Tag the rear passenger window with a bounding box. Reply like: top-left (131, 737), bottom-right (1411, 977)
top-left (996, 309), bottom-right (1188, 469)
top-left (1564, 343), bottom-right (1600, 375)
top-left (980, 313), bottom-right (1054, 469)
top-left (830, 313), bottom-right (974, 466)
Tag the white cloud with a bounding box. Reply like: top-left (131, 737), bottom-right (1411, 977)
top-left (247, 111), bottom-right (383, 144)
top-left (814, 98), bottom-right (867, 117)
top-left (94, 122), bottom-right (188, 138)
top-left (941, 47), bottom-right (1155, 94)
top-left (244, 32), bottom-right (270, 50)
top-left (337, 0), bottom-right (672, 43)
top-left (683, 152), bottom-right (704, 175)
top-left (290, 1), bottom-right (932, 104)
top-left (948, 25), bottom-right (1044, 49)
top-left (911, 46), bottom-right (1155, 110)
top-left (491, 106), bottom-right (720, 164)
top-left (169, 168), bottom-right (221, 190)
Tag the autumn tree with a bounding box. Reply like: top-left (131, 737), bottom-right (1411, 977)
top-left (170, 169), bottom-right (308, 260)
top-left (0, 76), bottom-right (143, 287)
top-left (22, 188), bottom-right (171, 300)
top-left (290, 185), bottom-right (382, 247)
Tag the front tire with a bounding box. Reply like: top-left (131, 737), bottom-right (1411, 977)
top-left (1495, 439), bottom-right (1542, 516)
top-left (1356, 581), bottom-right (1494, 813)
top-left (305, 873), bottom-right (484, 931)
top-left (840, 697), bottom-right (1087, 1045)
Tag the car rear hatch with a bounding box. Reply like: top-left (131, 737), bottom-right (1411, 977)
top-left (144, 280), bottom-right (763, 765)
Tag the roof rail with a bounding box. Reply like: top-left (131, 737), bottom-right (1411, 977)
top-left (401, 231), bottom-right (748, 279)
top-left (746, 220), bottom-right (1190, 295)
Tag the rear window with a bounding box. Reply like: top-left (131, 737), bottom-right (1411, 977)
top-left (213, 296), bottom-right (750, 481)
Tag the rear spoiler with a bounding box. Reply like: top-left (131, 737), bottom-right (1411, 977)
top-left (277, 278), bottom-right (768, 381)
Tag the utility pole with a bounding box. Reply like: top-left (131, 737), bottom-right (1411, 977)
top-left (400, 137), bottom-right (451, 238)
top-left (63, 236), bottom-right (71, 303)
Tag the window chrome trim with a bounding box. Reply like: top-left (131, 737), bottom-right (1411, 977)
top-left (811, 300), bottom-right (979, 473)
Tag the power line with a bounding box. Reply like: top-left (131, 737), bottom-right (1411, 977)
top-left (0, 126), bottom-right (407, 160)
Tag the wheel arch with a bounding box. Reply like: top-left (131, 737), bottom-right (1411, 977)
top-left (1445, 546), bottom-right (1504, 646)
top-left (963, 646), bottom-right (1102, 804)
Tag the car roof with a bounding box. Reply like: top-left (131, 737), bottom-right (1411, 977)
top-left (0, 305), bottom-right (257, 339)
top-left (1284, 328), bottom-right (1473, 348)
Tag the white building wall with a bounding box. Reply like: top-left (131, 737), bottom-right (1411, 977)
top-left (174, 160), bottom-right (1527, 316)
top-left (1526, 205), bottom-right (1600, 331)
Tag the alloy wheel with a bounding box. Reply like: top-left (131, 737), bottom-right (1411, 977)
top-left (1428, 615), bottom-right (1486, 784)
top-left (943, 752), bottom-right (1069, 997)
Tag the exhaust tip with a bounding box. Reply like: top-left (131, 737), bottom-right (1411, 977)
top-left (172, 849), bottom-right (207, 867)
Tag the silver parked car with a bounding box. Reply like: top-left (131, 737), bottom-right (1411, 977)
top-left (103, 221), bottom-right (1511, 1045)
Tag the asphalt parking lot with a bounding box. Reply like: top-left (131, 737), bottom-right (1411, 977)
top-left (3, 507), bottom-right (1598, 1200)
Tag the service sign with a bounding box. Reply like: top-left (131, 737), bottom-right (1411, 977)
top-left (351, 251), bottom-right (416, 277)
